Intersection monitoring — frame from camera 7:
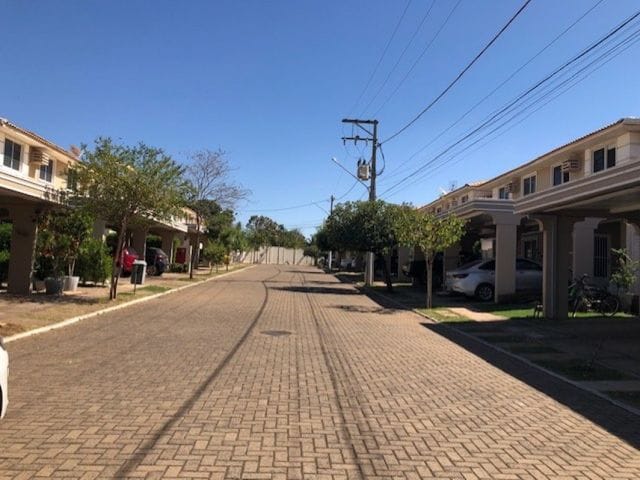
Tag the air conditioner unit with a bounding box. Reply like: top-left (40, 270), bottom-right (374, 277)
top-left (29, 148), bottom-right (50, 166)
top-left (562, 159), bottom-right (580, 172)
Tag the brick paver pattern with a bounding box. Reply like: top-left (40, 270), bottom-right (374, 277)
top-left (0, 265), bottom-right (638, 479)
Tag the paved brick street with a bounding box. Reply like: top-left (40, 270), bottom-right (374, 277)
top-left (0, 265), bottom-right (638, 479)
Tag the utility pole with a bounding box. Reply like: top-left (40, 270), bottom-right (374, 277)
top-left (328, 194), bottom-right (335, 272)
top-left (341, 118), bottom-right (379, 286)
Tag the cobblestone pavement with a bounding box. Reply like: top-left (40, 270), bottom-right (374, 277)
top-left (0, 265), bottom-right (638, 479)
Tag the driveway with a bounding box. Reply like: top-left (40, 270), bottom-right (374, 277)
top-left (0, 265), bottom-right (638, 479)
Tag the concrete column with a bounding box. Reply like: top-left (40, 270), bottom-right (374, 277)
top-left (572, 218), bottom-right (602, 279)
top-left (537, 215), bottom-right (579, 320)
top-left (494, 222), bottom-right (518, 303)
top-left (131, 227), bottom-right (148, 259)
top-left (160, 231), bottom-right (176, 264)
top-left (7, 205), bottom-right (39, 295)
top-left (92, 219), bottom-right (107, 242)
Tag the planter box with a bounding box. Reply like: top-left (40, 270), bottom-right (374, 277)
top-left (63, 276), bottom-right (80, 292)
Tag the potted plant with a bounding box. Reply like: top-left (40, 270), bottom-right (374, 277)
top-left (36, 209), bottom-right (93, 294)
top-left (35, 226), bottom-right (65, 295)
top-left (610, 248), bottom-right (640, 312)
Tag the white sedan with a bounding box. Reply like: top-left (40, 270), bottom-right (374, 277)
top-left (0, 337), bottom-right (7, 419)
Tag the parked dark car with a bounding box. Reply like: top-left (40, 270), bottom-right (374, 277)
top-left (145, 247), bottom-right (168, 276)
top-left (402, 253), bottom-right (444, 289)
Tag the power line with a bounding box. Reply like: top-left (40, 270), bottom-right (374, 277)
top-left (348, 0), bottom-right (413, 116)
top-left (380, 0), bottom-right (605, 183)
top-left (382, 0), bottom-right (533, 144)
top-left (359, 0), bottom-right (436, 116)
top-left (379, 13), bottom-right (640, 198)
top-left (372, 0), bottom-right (464, 117)
top-left (382, 25), bottom-right (640, 198)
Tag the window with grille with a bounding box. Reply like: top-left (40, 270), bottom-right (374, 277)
top-left (593, 235), bottom-right (609, 278)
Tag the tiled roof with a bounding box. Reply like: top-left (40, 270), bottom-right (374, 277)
top-left (0, 117), bottom-right (78, 162)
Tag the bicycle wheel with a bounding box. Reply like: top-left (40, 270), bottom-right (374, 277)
top-left (597, 295), bottom-right (620, 317)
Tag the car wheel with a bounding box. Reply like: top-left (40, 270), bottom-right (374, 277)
top-left (146, 265), bottom-right (157, 276)
top-left (475, 283), bottom-right (494, 302)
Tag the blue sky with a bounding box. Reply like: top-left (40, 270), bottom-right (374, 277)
top-left (2, 0), bottom-right (640, 236)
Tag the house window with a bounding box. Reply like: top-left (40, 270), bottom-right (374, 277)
top-left (461, 195), bottom-right (468, 203)
top-left (3, 139), bottom-right (22, 170)
top-left (552, 165), bottom-right (570, 186)
top-left (593, 147), bottom-right (616, 173)
top-left (66, 168), bottom-right (78, 191)
top-left (523, 175), bottom-right (536, 196)
top-left (39, 161), bottom-right (53, 183)
top-left (498, 187), bottom-right (509, 199)
top-left (523, 238), bottom-right (539, 261)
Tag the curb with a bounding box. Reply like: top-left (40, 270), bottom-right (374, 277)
top-left (4, 265), bottom-right (255, 344)
top-left (359, 286), bottom-right (640, 418)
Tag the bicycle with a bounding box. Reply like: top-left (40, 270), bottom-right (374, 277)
top-left (568, 274), bottom-right (620, 317)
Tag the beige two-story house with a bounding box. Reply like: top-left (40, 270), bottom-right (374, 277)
top-left (422, 118), bottom-right (640, 318)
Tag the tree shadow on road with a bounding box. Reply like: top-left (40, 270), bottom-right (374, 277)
top-left (422, 321), bottom-right (640, 449)
top-left (271, 286), bottom-right (361, 295)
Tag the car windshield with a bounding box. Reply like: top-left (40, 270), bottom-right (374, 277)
top-left (456, 260), bottom-right (483, 271)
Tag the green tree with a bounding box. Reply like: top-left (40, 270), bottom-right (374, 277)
top-left (202, 241), bottom-right (226, 273)
top-left (325, 200), bottom-right (404, 291)
top-left (76, 138), bottom-right (189, 299)
top-left (396, 209), bottom-right (466, 308)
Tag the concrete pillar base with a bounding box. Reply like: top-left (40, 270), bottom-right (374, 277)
top-left (536, 215), bottom-right (581, 320)
top-left (7, 206), bottom-right (39, 295)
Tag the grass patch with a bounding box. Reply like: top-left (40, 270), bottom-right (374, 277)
top-left (177, 277), bottom-right (201, 283)
top-left (605, 391), bottom-right (640, 409)
top-left (139, 285), bottom-right (171, 294)
top-left (534, 359), bottom-right (632, 381)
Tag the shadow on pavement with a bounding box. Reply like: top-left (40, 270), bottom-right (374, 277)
top-left (422, 322), bottom-right (640, 449)
top-left (271, 286), bottom-right (360, 295)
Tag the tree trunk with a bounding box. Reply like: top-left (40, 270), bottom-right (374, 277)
top-left (110, 218), bottom-right (128, 300)
top-left (425, 257), bottom-right (434, 309)
top-left (383, 252), bottom-right (393, 292)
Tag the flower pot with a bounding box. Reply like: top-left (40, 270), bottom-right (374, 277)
top-left (63, 276), bottom-right (80, 292)
top-left (44, 277), bottom-right (64, 295)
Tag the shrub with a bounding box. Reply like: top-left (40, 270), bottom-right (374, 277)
top-left (76, 238), bottom-right (112, 285)
top-left (169, 263), bottom-right (188, 273)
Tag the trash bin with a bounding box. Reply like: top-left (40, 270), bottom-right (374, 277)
top-left (130, 260), bottom-right (147, 285)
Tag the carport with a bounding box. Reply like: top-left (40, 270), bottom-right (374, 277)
top-left (517, 160), bottom-right (640, 319)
